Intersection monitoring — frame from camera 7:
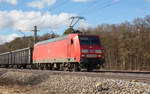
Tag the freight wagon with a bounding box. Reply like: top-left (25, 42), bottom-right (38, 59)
top-left (0, 48), bottom-right (32, 68)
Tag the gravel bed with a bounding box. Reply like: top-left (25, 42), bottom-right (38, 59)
top-left (37, 75), bottom-right (150, 94)
top-left (0, 69), bottom-right (149, 94)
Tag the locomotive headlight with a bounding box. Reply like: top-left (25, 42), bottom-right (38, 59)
top-left (98, 55), bottom-right (101, 57)
top-left (81, 54), bottom-right (85, 57)
top-left (95, 50), bottom-right (102, 53)
top-left (82, 49), bottom-right (88, 53)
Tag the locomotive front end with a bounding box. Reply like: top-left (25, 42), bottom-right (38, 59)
top-left (79, 35), bottom-right (104, 71)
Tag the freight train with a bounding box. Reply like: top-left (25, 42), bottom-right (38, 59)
top-left (0, 33), bottom-right (104, 71)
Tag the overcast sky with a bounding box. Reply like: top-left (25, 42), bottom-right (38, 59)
top-left (0, 0), bottom-right (150, 44)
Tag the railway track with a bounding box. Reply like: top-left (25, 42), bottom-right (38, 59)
top-left (93, 70), bottom-right (150, 74)
top-left (0, 68), bottom-right (150, 84)
top-left (93, 70), bottom-right (150, 84)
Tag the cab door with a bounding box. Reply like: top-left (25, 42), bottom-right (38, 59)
top-left (67, 38), bottom-right (74, 58)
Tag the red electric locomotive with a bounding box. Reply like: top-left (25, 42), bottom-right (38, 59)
top-left (33, 33), bottom-right (104, 71)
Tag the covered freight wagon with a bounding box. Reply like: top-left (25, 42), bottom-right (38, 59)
top-left (0, 47), bottom-right (32, 68)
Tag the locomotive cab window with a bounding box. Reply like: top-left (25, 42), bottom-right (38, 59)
top-left (79, 36), bottom-right (100, 45)
top-left (71, 39), bottom-right (73, 45)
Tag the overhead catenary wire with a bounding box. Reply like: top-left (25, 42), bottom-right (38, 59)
top-left (93, 0), bottom-right (121, 24)
top-left (45, 0), bottom-right (120, 31)
top-left (75, 0), bottom-right (121, 26)
top-left (47, 0), bottom-right (120, 18)
top-left (77, 0), bottom-right (111, 15)
top-left (78, 0), bottom-right (119, 16)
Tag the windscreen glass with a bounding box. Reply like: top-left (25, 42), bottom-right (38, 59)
top-left (79, 36), bottom-right (100, 45)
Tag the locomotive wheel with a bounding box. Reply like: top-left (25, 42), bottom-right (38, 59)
top-left (43, 64), bottom-right (48, 70)
top-left (41, 65), bottom-right (44, 70)
top-left (59, 64), bottom-right (64, 71)
top-left (38, 66), bottom-right (41, 70)
top-left (56, 63), bottom-right (61, 70)
top-left (38, 64), bottom-right (44, 70)
top-left (87, 68), bottom-right (93, 72)
top-left (38, 64), bottom-right (41, 70)
top-left (49, 64), bottom-right (53, 70)
top-left (73, 63), bottom-right (80, 72)
top-left (63, 63), bottom-right (68, 71)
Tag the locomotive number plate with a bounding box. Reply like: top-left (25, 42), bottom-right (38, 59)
top-left (86, 54), bottom-right (97, 57)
